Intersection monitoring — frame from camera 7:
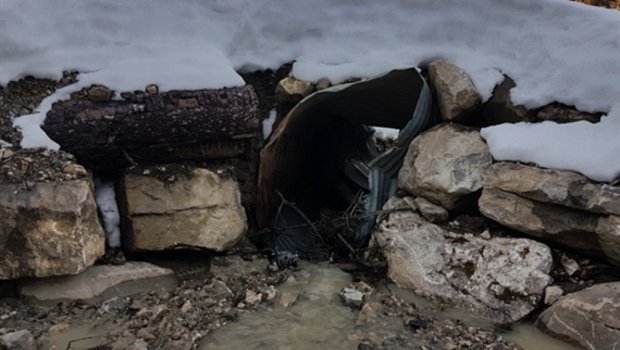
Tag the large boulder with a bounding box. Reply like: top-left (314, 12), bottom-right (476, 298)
top-left (427, 60), bottom-right (481, 122)
top-left (375, 198), bottom-right (553, 325)
top-left (485, 163), bottom-right (620, 216)
top-left (537, 282), bottom-right (620, 350)
top-left (480, 163), bottom-right (620, 264)
top-left (19, 261), bottom-right (176, 304)
top-left (0, 179), bottom-right (105, 279)
top-left (479, 188), bottom-right (603, 256)
top-left (398, 123), bottom-right (493, 210)
top-left (121, 166), bottom-right (247, 252)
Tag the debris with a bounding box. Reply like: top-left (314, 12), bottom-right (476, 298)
top-left (560, 255), bottom-right (580, 277)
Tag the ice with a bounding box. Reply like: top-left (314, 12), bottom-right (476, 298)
top-left (94, 179), bottom-right (121, 248)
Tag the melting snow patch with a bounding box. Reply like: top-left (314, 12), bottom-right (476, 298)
top-left (94, 178), bottom-right (121, 248)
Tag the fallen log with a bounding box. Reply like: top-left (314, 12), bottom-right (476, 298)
top-left (42, 85), bottom-right (260, 170)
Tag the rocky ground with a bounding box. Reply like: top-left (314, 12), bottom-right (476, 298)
top-left (1, 253), bottom-right (525, 350)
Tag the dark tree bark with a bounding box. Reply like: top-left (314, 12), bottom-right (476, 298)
top-left (42, 85), bottom-right (260, 170)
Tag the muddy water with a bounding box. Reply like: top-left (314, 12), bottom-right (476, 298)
top-left (201, 263), bottom-right (578, 350)
top-left (389, 285), bottom-right (579, 350)
top-left (201, 263), bottom-right (359, 350)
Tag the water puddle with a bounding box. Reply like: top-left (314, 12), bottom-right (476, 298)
top-left (201, 264), bottom-right (579, 350)
top-left (43, 322), bottom-right (115, 350)
top-left (201, 263), bottom-right (359, 350)
top-left (379, 284), bottom-right (578, 350)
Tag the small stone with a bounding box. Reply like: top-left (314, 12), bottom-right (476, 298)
top-left (351, 281), bottom-right (374, 294)
top-left (130, 339), bottom-right (149, 350)
top-left (136, 328), bottom-right (156, 340)
top-left (356, 301), bottom-right (384, 325)
top-left (543, 286), bottom-right (563, 305)
top-left (62, 163), bottom-right (87, 177)
top-left (0, 149), bottom-right (14, 159)
top-left (413, 197), bottom-right (450, 223)
top-left (145, 84), bottom-right (159, 95)
top-left (560, 255), bottom-right (580, 277)
top-left (48, 322), bottom-right (70, 335)
top-left (180, 300), bottom-right (193, 313)
top-left (275, 76), bottom-right (315, 104)
top-left (406, 319), bottom-right (429, 332)
top-left (279, 291), bottom-right (298, 307)
top-left (264, 285), bottom-right (278, 301)
top-left (137, 305), bottom-right (168, 320)
top-left (315, 78), bottom-right (331, 91)
top-left (244, 290), bottom-right (262, 306)
top-left (86, 85), bottom-right (114, 102)
top-left (339, 287), bottom-right (365, 309)
top-left (0, 330), bottom-right (35, 350)
top-left (480, 230), bottom-right (492, 240)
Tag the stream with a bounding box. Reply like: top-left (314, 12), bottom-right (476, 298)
top-left (200, 263), bottom-right (577, 350)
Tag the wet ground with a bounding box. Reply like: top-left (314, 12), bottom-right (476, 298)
top-left (0, 255), bottom-right (580, 350)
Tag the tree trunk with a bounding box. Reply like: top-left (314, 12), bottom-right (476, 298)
top-left (42, 85), bottom-right (260, 170)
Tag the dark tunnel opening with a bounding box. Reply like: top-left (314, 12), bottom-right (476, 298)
top-left (256, 68), bottom-right (435, 263)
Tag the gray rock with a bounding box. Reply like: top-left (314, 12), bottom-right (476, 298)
top-left (398, 123), bottom-right (492, 210)
top-left (0, 178), bottom-right (105, 279)
top-left (427, 60), bottom-right (481, 122)
top-left (19, 261), bottom-right (175, 304)
top-left (121, 167), bottom-right (247, 252)
top-left (544, 286), bottom-right (564, 305)
top-left (315, 78), bottom-right (331, 91)
top-left (484, 162), bottom-right (620, 216)
top-left (145, 84), bottom-right (159, 95)
top-left (275, 76), bottom-right (315, 103)
top-left (339, 287), bottom-right (365, 309)
top-left (86, 85), bottom-right (114, 102)
top-left (375, 198), bottom-right (553, 325)
top-left (537, 282), bottom-right (620, 350)
top-left (560, 255), bottom-right (580, 277)
top-left (537, 103), bottom-right (601, 123)
top-left (412, 197), bottom-right (449, 223)
top-left (0, 330), bottom-right (35, 350)
top-left (481, 76), bottom-right (536, 126)
top-left (597, 215), bottom-right (620, 266)
top-left (479, 188), bottom-right (603, 256)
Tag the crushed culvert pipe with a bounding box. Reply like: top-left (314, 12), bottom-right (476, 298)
top-left (258, 68), bottom-right (433, 258)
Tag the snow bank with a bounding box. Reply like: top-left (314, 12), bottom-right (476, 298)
top-left (1, 0), bottom-right (619, 181)
top-left (94, 179), bottom-right (121, 248)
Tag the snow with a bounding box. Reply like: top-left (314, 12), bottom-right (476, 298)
top-left (373, 127), bottom-right (400, 140)
top-left (481, 107), bottom-right (620, 182)
top-left (262, 109), bottom-right (277, 139)
top-left (1, 0), bottom-right (619, 181)
top-left (0, 139), bottom-right (11, 147)
top-left (94, 179), bottom-right (121, 248)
